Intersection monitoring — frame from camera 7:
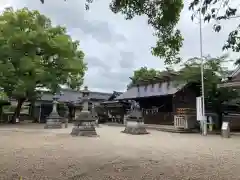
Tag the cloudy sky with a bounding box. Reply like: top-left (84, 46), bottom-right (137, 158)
top-left (0, 0), bottom-right (239, 93)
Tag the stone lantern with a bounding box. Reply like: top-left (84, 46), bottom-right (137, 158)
top-left (70, 86), bottom-right (98, 136)
top-left (122, 100), bottom-right (149, 135)
top-left (44, 92), bottom-right (63, 129)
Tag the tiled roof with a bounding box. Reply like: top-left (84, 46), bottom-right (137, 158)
top-left (107, 91), bottom-right (123, 101)
top-left (40, 89), bottom-right (112, 102)
top-left (116, 81), bottom-right (185, 100)
top-left (230, 66), bottom-right (240, 78)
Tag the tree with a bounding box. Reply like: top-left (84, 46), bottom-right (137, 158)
top-left (189, 0), bottom-right (240, 54)
top-left (176, 55), bottom-right (238, 127)
top-left (40, 0), bottom-right (184, 65)
top-left (128, 66), bottom-right (175, 88)
top-left (128, 67), bottom-right (160, 87)
top-left (0, 7), bottom-right (87, 123)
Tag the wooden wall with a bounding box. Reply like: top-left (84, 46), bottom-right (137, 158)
top-left (139, 84), bottom-right (199, 125)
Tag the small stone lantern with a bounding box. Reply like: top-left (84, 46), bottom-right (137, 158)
top-left (44, 92), bottom-right (63, 129)
top-left (70, 86), bottom-right (98, 136)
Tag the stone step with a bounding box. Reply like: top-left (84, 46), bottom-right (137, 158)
top-left (105, 123), bottom-right (197, 133)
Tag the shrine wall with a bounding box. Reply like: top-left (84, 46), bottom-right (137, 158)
top-left (172, 84), bottom-right (198, 112)
top-left (142, 84), bottom-right (199, 125)
top-left (223, 114), bottom-right (240, 131)
top-left (138, 95), bottom-right (173, 125)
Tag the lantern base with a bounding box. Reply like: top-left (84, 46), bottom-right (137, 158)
top-left (44, 121), bottom-right (62, 129)
top-left (122, 121), bottom-right (149, 135)
top-left (70, 123), bottom-right (98, 137)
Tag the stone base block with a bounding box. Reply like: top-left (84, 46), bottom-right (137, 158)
top-left (44, 122), bottom-right (62, 129)
top-left (64, 123), bottom-right (68, 128)
top-left (95, 122), bottom-right (100, 128)
top-left (122, 126), bottom-right (149, 135)
top-left (70, 126), bottom-right (98, 137)
top-left (221, 130), bottom-right (230, 138)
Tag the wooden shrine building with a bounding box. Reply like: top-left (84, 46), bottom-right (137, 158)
top-left (31, 88), bottom-right (112, 123)
top-left (94, 91), bottom-right (131, 123)
top-left (218, 66), bottom-right (240, 130)
top-left (115, 72), bottom-right (201, 129)
top-left (218, 66), bottom-right (240, 88)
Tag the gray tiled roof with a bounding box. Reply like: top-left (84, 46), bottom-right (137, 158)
top-left (40, 89), bottom-right (112, 102)
top-left (116, 81), bottom-right (185, 100)
top-left (230, 66), bottom-right (240, 78)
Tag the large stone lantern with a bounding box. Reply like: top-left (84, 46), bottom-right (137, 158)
top-left (70, 86), bottom-right (98, 136)
top-left (44, 92), bottom-right (63, 129)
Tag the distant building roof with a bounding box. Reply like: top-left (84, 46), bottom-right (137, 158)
top-left (40, 88), bottom-right (112, 103)
top-left (107, 91), bottom-right (123, 101)
top-left (218, 66), bottom-right (240, 88)
top-left (116, 81), bottom-right (185, 100)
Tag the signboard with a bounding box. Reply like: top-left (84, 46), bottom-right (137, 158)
top-left (221, 122), bottom-right (229, 130)
top-left (221, 121), bottom-right (230, 138)
top-left (196, 96), bottom-right (203, 121)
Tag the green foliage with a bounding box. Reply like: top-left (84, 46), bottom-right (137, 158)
top-left (0, 7), bottom-right (87, 120)
top-left (176, 55), bottom-right (237, 115)
top-left (130, 67), bottom-right (160, 84)
top-left (40, 0), bottom-right (184, 65)
top-left (128, 66), bottom-right (174, 88)
top-left (189, 0), bottom-right (240, 53)
top-left (0, 91), bottom-right (8, 101)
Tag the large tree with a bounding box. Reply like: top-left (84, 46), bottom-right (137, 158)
top-left (189, 0), bottom-right (240, 54)
top-left (0, 7), bottom-right (87, 122)
top-left (40, 0), bottom-right (184, 65)
top-left (176, 55), bottom-right (238, 126)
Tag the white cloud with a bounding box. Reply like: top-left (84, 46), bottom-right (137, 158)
top-left (1, 0), bottom-right (238, 93)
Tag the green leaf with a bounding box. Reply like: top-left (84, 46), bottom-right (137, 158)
top-left (0, 7), bottom-right (87, 101)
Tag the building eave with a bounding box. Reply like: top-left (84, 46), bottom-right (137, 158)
top-left (217, 81), bottom-right (240, 88)
top-left (229, 65), bottom-right (240, 78)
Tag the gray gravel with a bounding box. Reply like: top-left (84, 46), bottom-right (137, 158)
top-left (0, 124), bottom-right (240, 180)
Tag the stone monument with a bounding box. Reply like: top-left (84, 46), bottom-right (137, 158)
top-left (70, 86), bottom-right (98, 137)
top-left (122, 101), bottom-right (149, 135)
top-left (44, 93), bottom-right (63, 129)
top-left (221, 121), bottom-right (230, 138)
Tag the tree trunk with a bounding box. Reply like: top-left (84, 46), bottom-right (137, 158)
top-left (11, 98), bottom-right (25, 124)
top-left (214, 102), bottom-right (223, 130)
top-left (68, 106), bottom-right (74, 123)
top-left (0, 106), bottom-right (3, 122)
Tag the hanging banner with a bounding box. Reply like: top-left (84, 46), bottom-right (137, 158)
top-left (196, 96), bottom-right (203, 121)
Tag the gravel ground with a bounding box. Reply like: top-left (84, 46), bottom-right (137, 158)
top-left (0, 124), bottom-right (240, 180)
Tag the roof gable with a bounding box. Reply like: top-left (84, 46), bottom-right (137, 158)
top-left (116, 81), bottom-right (185, 100)
top-left (229, 66), bottom-right (240, 79)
